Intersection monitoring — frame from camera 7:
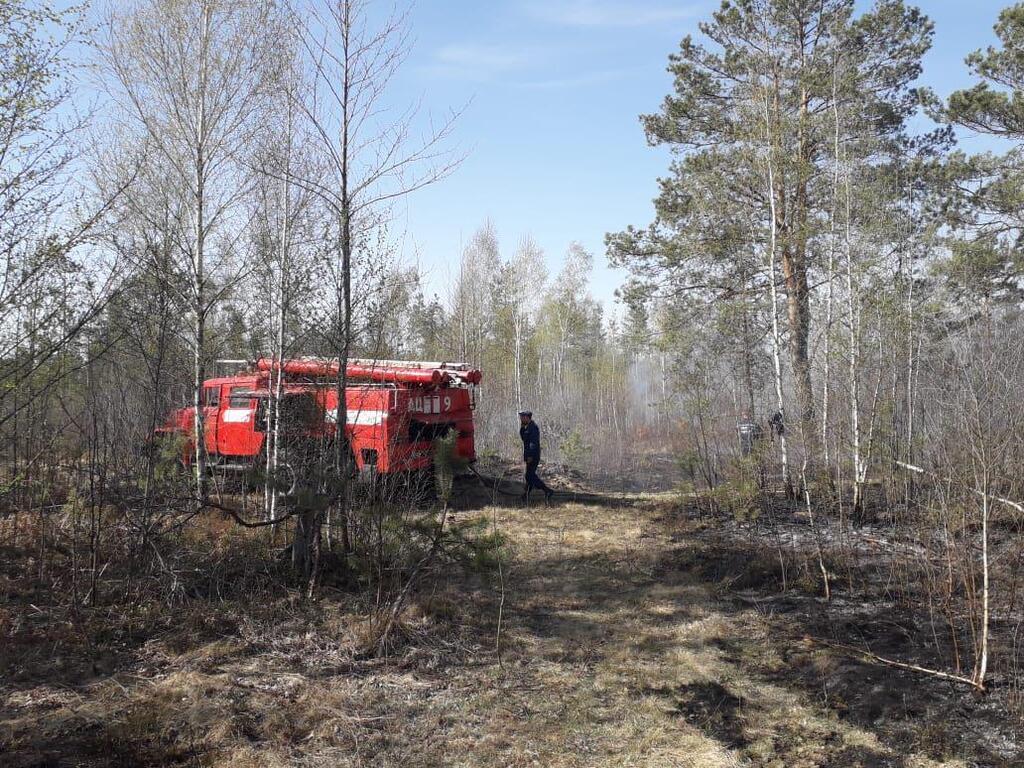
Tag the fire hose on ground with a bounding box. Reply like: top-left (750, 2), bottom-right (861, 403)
top-left (468, 464), bottom-right (528, 498)
top-left (466, 464), bottom-right (612, 506)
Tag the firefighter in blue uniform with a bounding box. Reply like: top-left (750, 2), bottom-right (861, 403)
top-left (519, 410), bottom-right (554, 502)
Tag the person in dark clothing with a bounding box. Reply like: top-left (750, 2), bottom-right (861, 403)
top-left (519, 410), bottom-right (553, 502)
top-left (737, 412), bottom-right (763, 456)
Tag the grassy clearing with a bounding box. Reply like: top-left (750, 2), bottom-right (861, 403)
top-left (1, 486), bottom-right (1014, 766)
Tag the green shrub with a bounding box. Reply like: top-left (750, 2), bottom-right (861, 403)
top-left (559, 430), bottom-right (591, 469)
top-left (433, 430), bottom-right (467, 504)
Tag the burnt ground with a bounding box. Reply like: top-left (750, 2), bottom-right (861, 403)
top-left (1, 475), bottom-right (1022, 767)
top-left (652, 502), bottom-right (1024, 767)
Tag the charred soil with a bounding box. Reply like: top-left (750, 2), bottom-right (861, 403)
top-left (1, 479), bottom-right (1020, 766)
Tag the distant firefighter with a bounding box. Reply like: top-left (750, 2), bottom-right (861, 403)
top-left (737, 413), bottom-right (763, 456)
top-left (518, 410), bottom-right (554, 503)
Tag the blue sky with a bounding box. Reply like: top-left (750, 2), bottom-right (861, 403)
top-left (385, 0), bottom-right (1012, 316)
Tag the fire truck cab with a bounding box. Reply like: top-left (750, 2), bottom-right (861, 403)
top-left (157, 358), bottom-right (481, 478)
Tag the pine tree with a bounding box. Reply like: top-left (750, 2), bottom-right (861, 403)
top-left (944, 4), bottom-right (1024, 305)
top-left (607, 0), bottom-right (933, 436)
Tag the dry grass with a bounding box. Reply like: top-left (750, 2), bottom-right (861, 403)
top-left (1, 486), bottom-right (1011, 766)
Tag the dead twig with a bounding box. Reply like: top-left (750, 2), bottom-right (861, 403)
top-left (807, 635), bottom-right (985, 691)
top-left (896, 461), bottom-right (1024, 515)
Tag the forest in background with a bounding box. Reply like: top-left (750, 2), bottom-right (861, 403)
top-left (2, 0), bottom-right (1024, 743)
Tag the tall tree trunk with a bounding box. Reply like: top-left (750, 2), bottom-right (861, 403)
top-left (843, 157), bottom-right (864, 520)
top-left (977, 483), bottom-right (990, 688)
top-left (514, 315), bottom-right (523, 410)
top-left (191, 1), bottom-right (212, 505)
top-left (763, 87), bottom-right (792, 496)
top-left (822, 48), bottom-right (842, 473)
top-left (267, 164), bottom-right (290, 522)
top-left (266, 95), bottom-right (295, 523)
top-left (741, 269), bottom-right (757, 419)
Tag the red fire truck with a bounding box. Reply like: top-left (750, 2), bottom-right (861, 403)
top-left (156, 358), bottom-right (482, 480)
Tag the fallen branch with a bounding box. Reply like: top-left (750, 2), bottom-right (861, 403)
top-left (896, 461), bottom-right (1024, 515)
top-left (201, 499), bottom-right (300, 528)
top-left (807, 636), bottom-right (984, 691)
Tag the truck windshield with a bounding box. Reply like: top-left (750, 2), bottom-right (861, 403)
top-left (227, 386), bottom-right (253, 407)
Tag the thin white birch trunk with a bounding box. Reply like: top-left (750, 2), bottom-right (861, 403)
top-left (266, 103), bottom-right (293, 522)
top-left (513, 314), bottom-right (523, 410)
top-left (761, 84), bottom-right (790, 492)
top-left (191, 0), bottom-right (213, 504)
top-left (822, 49), bottom-right (841, 471)
top-left (843, 150), bottom-right (864, 514)
top-left (977, 485), bottom-right (989, 687)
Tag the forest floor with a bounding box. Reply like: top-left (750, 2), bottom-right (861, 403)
top-left (2, 472), bottom-right (1022, 767)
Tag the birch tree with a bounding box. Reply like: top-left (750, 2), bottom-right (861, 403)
top-left (280, 0), bottom-right (460, 581)
top-left (503, 236), bottom-right (546, 410)
top-left (449, 223), bottom-right (501, 366)
top-left (249, 23), bottom-right (323, 522)
top-left (0, 2), bottom-right (123, 444)
top-left (759, 67), bottom-right (792, 493)
top-left (104, 0), bottom-right (274, 502)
